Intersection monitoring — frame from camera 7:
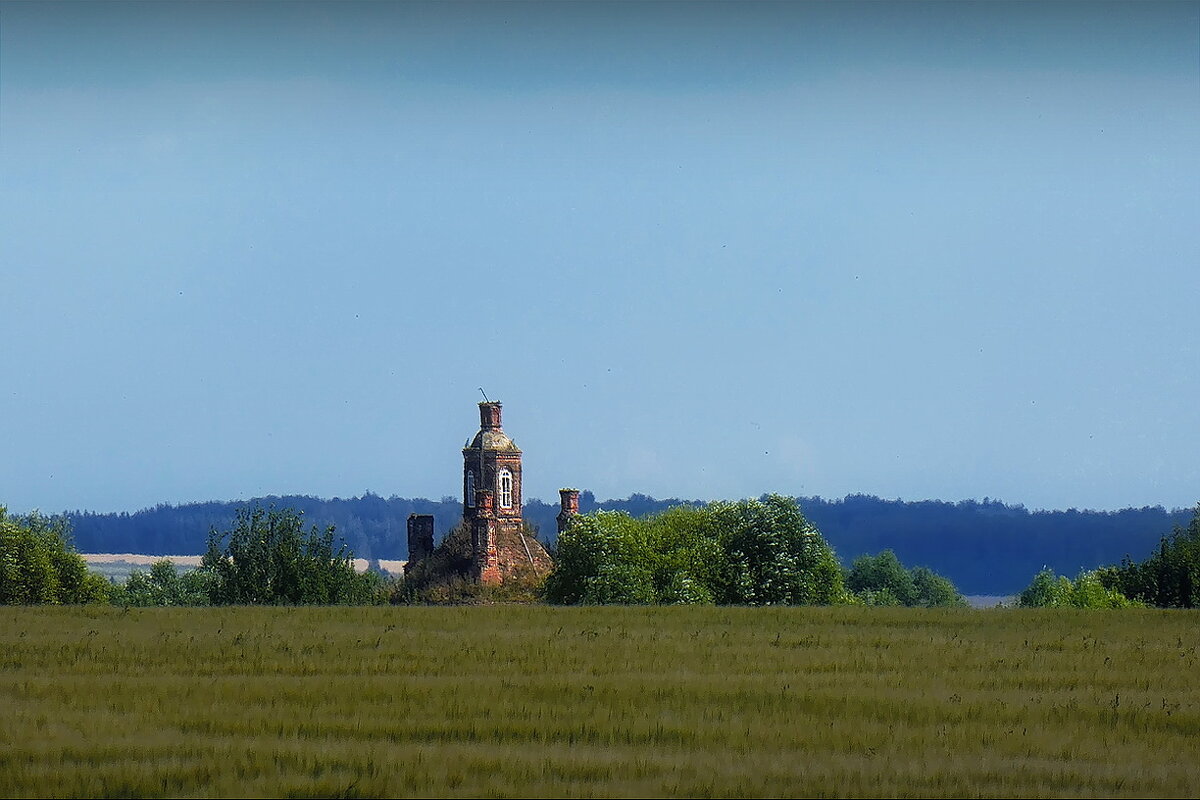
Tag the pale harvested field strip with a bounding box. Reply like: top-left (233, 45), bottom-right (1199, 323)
top-left (80, 553), bottom-right (405, 575)
top-left (1, 606), bottom-right (1197, 797)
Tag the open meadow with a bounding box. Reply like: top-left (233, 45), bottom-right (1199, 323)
top-left (1, 605), bottom-right (1197, 798)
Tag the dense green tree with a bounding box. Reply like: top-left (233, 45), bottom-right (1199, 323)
top-left (545, 495), bottom-right (846, 606)
top-left (910, 566), bottom-right (968, 608)
top-left (846, 550), bottom-right (966, 607)
top-left (0, 507), bottom-right (108, 604)
top-left (542, 511), bottom-right (657, 604)
top-left (1017, 569), bottom-right (1074, 608)
top-left (111, 559), bottom-right (216, 607)
top-left (1071, 569), bottom-right (1138, 609)
top-left (202, 506), bottom-right (378, 605)
top-left (1017, 568), bottom-right (1138, 608)
top-left (707, 495), bottom-right (845, 605)
top-left (1101, 505), bottom-right (1200, 607)
top-left (643, 505), bottom-right (723, 604)
top-left (847, 550), bottom-right (917, 605)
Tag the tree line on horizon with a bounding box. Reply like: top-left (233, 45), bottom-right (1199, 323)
top-left (5, 498), bottom-right (1198, 611)
top-left (1, 497), bottom-right (969, 609)
top-left (58, 491), bottom-right (1193, 595)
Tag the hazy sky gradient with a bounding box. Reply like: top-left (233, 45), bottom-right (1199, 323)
top-left (2, 2), bottom-right (1197, 513)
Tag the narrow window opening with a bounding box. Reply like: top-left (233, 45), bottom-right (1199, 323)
top-left (498, 468), bottom-right (513, 509)
top-left (466, 471), bottom-right (475, 507)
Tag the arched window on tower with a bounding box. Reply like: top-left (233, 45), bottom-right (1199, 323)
top-left (497, 468), bottom-right (513, 509)
top-left (466, 471), bottom-right (475, 507)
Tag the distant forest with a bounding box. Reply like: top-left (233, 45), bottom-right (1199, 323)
top-left (64, 492), bottom-right (1193, 595)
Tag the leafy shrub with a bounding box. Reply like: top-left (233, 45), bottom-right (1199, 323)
top-left (856, 587), bottom-right (904, 607)
top-left (0, 507), bottom-right (108, 605)
top-left (1101, 505), bottom-right (1200, 607)
top-left (202, 506), bottom-right (378, 605)
top-left (109, 560), bottom-right (216, 607)
top-left (846, 551), bottom-right (966, 607)
top-left (1017, 568), bottom-right (1139, 608)
top-left (847, 550), bottom-right (917, 605)
top-left (544, 495), bottom-right (847, 606)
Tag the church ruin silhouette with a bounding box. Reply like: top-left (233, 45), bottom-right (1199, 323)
top-left (404, 401), bottom-right (572, 585)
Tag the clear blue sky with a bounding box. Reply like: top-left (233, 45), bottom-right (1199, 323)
top-left (2, 1), bottom-right (1197, 514)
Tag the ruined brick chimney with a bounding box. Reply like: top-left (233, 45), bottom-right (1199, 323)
top-left (557, 488), bottom-right (580, 535)
top-left (405, 514), bottom-right (434, 570)
top-left (479, 401), bottom-right (502, 430)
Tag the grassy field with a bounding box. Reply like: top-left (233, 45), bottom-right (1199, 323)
top-left (1, 606), bottom-right (1197, 798)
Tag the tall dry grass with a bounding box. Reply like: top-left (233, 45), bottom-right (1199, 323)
top-left (1, 605), bottom-right (1197, 797)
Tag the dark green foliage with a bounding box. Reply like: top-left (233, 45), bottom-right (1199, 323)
top-left (847, 550), bottom-right (966, 607)
top-left (1018, 569), bottom-right (1071, 608)
top-left (708, 495), bottom-right (845, 605)
top-left (644, 505), bottom-right (721, 604)
top-left (1016, 568), bottom-right (1139, 608)
top-left (0, 507), bottom-right (108, 605)
top-left (542, 512), bottom-right (658, 605)
top-left (1101, 504), bottom-right (1200, 607)
top-left (109, 560), bottom-right (216, 607)
top-left (848, 550), bottom-right (917, 605)
top-left (201, 506), bottom-right (379, 605)
top-left (910, 566), bottom-right (967, 608)
top-left (402, 521), bottom-right (476, 588)
top-left (544, 495), bottom-right (847, 606)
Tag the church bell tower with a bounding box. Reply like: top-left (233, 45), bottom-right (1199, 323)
top-left (463, 401), bottom-right (525, 584)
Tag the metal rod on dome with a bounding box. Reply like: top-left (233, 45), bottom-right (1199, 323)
top-left (479, 387), bottom-right (490, 402)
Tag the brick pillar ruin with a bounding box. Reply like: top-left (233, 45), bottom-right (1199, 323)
top-left (557, 488), bottom-right (580, 536)
top-left (405, 514), bottom-right (435, 571)
top-left (472, 489), bottom-right (502, 585)
top-left (479, 401), bottom-right (502, 430)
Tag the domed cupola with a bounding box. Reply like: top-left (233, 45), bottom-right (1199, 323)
top-left (463, 402), bottom-right (522, 519)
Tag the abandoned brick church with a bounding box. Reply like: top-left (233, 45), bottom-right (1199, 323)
top-left (404, 401), bottom-right (572, 585)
